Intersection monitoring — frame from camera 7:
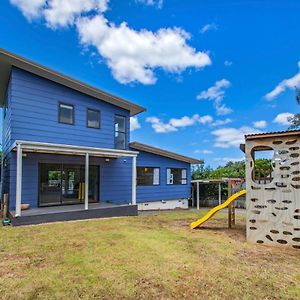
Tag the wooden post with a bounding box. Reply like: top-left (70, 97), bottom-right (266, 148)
top-left (228, 181), bottom-right (232, 228)
top-left (3, 193), bottom-right (9, 219)
top-left (232, 202), bottom-right (236, 225)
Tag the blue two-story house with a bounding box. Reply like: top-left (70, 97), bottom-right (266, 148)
top-left (0, 49), bottom-right (201, 225)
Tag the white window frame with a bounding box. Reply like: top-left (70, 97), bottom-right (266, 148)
top-left (166, 168), bottom-right (188, 185)
top-left (137, 166), bottom-right (160, 186)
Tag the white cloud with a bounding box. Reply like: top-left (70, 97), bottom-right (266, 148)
top-left (146, 117), bottom-right (177, 133)
top-left (169, 116), bottom-right (196, 127)
top-left (194, 149), bottom-right (213, 154)
top-left (146, 114), bottom-right (213, 133)
top-left (265, 61), bottom-right (300, 100)
top-left (197, 79), bottom-right (230, 102)
top-left (197, 79), bottom-right (233, 115)
top-left (11, 0), bottom-right (210, 85)
top-left (273, 112), bottom-right (294, 126)
top-left (211, 118), bottom-right (232, 127)
top-left (253, 120), bottom-right (267, 129)
top-left (44, 0), bottom-right (109, 28)
top-left (135, 0), bottom-right (163, 9)
top-left (211, 126), bottom-right (261, 148)
top-left (224, 60), bottom-right (233, 67)
top-left (215, 104), bottom-right (233, 115)
top-left (198, 115), bottom-right (213, 124)
top-left (10, 0), bottom-right (46, 20)
top-left (130, 116), bottom-right (141, 131)
top-left (10, 0), bottom-right (109, 26)
top-left (200, 23), bottom-right (218, 34)
top-left (77, 15), bottom-right (211, 84)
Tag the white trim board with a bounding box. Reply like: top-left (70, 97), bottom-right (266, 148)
top-left (138, 199), bottom-right (188, 211)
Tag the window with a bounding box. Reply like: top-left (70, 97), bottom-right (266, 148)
top-left (59, 103), bottom-right (74, 125)
top-left (167, 168), bottom-right (187, 185)
top-left (114, 115), bottom-right (126, 149)
top-left (87, 108), bottom-right (100, 128)
top-left (251, 147), bottom-right (274, 184)
top-left (137, 167), bottom-right (160, 186)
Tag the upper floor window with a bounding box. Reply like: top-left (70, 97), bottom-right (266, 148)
top-left (59, 103), bottom-right (74, 125)
top-left (87, 108), bottom-right (100, 129)
top-left (114, 115), bottom-right (126, 149)
top-left (167, 168), bottom-right (187, 185)
top-left (137, 167), bottom-right (160, 186)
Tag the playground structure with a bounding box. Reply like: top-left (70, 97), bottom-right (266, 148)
top-left (191, 178), bottom-right (245, 228)
top-left (191, 130), bottom-right (300, 250)
top-left (190, 189), bottom-right (246, 229)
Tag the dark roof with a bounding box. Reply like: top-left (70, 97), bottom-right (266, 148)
top-left (0, 48), bottom-right (146, 116)
top-left (245, 130), bottom-right (300, 140)
top-left (130, 142), bottom-right (203, 164)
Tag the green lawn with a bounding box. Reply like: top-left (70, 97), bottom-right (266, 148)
top-left (0, 210), bottom-right (299, 300)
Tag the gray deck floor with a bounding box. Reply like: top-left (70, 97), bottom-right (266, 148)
top-left (11, 202), bottom-right (122, 216)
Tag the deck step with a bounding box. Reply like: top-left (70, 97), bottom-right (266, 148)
top-left (10, 205), bottom-right (138, 226)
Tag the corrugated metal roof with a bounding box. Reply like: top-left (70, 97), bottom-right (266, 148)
top-left (245, 129), bottom-right (300, 140)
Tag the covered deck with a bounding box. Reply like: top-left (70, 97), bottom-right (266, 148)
top-left (8, 140), bottom-right (139, 225)
top-left (10, 202), bottom-right (137, 226)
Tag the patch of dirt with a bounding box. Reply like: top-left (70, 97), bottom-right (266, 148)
top-left (172, 219), bottom-right (191, 228)
top-left (134, 277), bottom-right (167, 299)
top-left (173, 216), bottom-right (247, 242)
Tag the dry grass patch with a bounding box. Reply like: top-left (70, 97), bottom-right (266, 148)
top-left (0, 210), bottom-right (299, 299)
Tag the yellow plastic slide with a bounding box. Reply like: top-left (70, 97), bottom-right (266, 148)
top-left (190, 189), bottom-right (247, 229)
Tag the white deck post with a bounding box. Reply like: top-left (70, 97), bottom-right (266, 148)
top-left (15, 143), bottom-right (23, 217)
top-left (85, 153), bottom-right (89, 210)
top-left (132, 156), bottom-right (137, 205)
top-left (218, 182), bottom-right (221, 205)
top-left (196, 181), bottom-right (200, 210)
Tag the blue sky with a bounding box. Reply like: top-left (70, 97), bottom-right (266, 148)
top-left (0, 0), bottom-right (299, 167)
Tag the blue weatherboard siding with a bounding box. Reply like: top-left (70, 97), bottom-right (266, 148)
top-left (8, 153), bottom-right (133, 209)
top-left (133, 149), bottom-right (191, 202)
top-left (9, 67), bottom-right (130, 149)
top-left (2, 76), bottom-right (12, 155)
top-left (2, 75), bottom-right (12, 196)
top-left (3, 65), bottom-right (193, 210)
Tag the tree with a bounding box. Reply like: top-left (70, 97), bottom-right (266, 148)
top-left (288, 88), bottom-right (300, 130)
top-left (192, 159), bottom-right (273, 180)
top-left (192, 161), bottom-right (246, 180)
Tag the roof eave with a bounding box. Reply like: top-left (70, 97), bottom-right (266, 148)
top-left (0, 48), bottom-right (146, 116)
top-left (130, 142), bottom-right (203, 164)
top-left (245, 130), bottom-right (300, 140)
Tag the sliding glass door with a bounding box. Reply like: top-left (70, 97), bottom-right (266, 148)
top-left (39, 164), bottom-right (62, 206)
top-left (39, 163), bottom-right (99, 207)
top-left (61, 164), bottom-right (82, 204)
